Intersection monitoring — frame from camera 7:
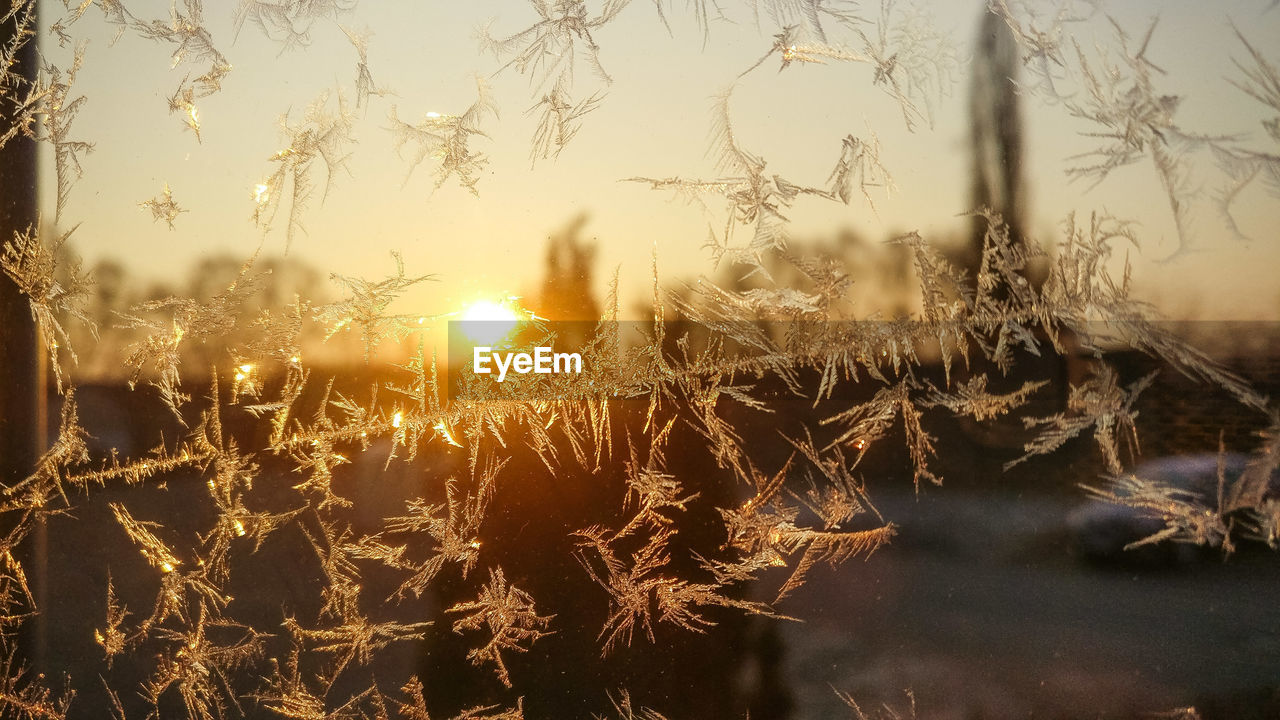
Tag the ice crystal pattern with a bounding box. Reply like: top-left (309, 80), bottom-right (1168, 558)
top-left (139, 184), bottom-right (187, 230)
top-left (0, 3), bottom-right (1276, 720)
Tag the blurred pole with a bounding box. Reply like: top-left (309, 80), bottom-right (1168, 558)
top-left (960, 6), bottom-right (1079, 448)
top-left (968, 7), bottom-right (1025, 271)
top-left (0, 4), bottom-right (48, 671)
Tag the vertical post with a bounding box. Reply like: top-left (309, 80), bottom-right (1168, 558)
top-left (0, 1), bottom-right (47, 671)
top-left (968, 7), bottom-right (1025, 268)
top-left (0, 4), bottom-right (42, 483)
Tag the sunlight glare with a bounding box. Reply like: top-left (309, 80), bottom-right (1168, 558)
top-left (459, 298), bottom-right (522, 346)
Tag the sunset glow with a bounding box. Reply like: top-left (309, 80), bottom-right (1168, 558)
top-left (458, 298), bottom-right (522, 346)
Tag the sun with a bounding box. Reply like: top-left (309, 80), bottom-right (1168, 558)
top-left (458, 298), bottom-right (523, 346)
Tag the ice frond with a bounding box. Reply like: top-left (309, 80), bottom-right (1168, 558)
top-left (446, 566), bottom-right (555, 687)
top-left (95, 575), bottom-right (129, 667)
top-left (110, 502), bottom-right (184, 576)
top-left (480, 0), bottom-right (629, 158)
top-left (341, 25), bottom-right (390, 110)
top-left (773, 524), bottom-right (895, 602)
top-left (388, 77), bottom-right (498, 196)
top-left (1229, 25), bottom-right (1280, 120)
top-left (250, 645), bottom-right (372, 719)
top-left (989, 0), bottom-right (1097, 100)
top-left (922, 375), bottom-right (1048, 423)
top-left (1041, 212), bottom-right (1267, 411)
top-left (1, 220), bottom-right (94, 393)
top-left (117, 259), bottom-right (268, 418)
top-left (1062, 18), bottom-right (1210, 257)
top-left (836, 688), bottom-right (918, 720)
top-left (1084, 471), bottom-right (1231, 552)
top-left (118, 0), bottom-right (232, 138)
top-left (717, 454), bottom-right (895, 602)
top-left (892, 231), bottom-right (970, 309)
top-left (126, 0), bottom-right (229, 75)
top-left (0, 1), bottom-right (41, 149)
top-left (3, 386), bottom-right (89, 511)
top-left (595, 689), bottom-right (671, 720)
top-left (0, 654), bottom-right (73, 720)
top-left (142, 611), bottom-right (268, 719)
top-left (253, 90), bottom-right (356, 247)
top-left (611, 424), bottom-right (700, 538)
top-left (1236, 415), bottom-right (1280, 547)
top-left (749, 0), bottom-right (864, 42)
top-left (707, 88), bottom-right (763, 176)
top-left (574, 525), bottom-right (784, 654)
top-left (138, 183), bottom-right (187, 230)
top-left (1208, 26), bottom-right (1280, 242)
top-left (827, 130), bottom-right (895, 209)
top-left (627, 85), bottom-right (860, 274)
top-left (646, 0), bottom-right (727, 48)
top-left (1010, 366), bottom-right (1154, 473)
top-left (383, 473), bottom-right (494, 599)
top-left (1092, 419), bottom-right (1280, 555)
top-left (393, 676), bottom-right (524, 719)
top-left (744, 2), bottom-right (957, 131)
top-left (848, 0), bottom-right (958, 130)
top-left (314, 252), bottom-right (436, 360)
top-left (823, 381), bottom-right (940, 490)
top-left (528, 85), bottom-right (603, 165)
top-left (234, 0), bottom-right (357, 51)
top-left (36, 46), bottom-right (93, 223)
top-left (285, 613), bottom-right (430, 679)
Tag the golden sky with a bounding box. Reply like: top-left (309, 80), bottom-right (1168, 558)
top-left (37, 0), bottom-right (1280, 322)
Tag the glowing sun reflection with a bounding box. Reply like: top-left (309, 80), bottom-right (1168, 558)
top-left (459, 298), bottom-right (522, 346)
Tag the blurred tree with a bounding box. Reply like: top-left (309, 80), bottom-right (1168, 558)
top-left (967, 7), bottom-right (1028, 280)
top-left (535, 214), bottom-right (599, 322)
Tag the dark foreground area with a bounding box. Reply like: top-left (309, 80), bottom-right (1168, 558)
top-left (777, 487), bottom-right (1280, 719)
top-left (25, 329), bottom-right (1280, 720)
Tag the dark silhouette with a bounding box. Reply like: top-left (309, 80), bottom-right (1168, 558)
top-left (968, 8), bottom-right (1026, 272)
top-left (0, 3), bottom-right (42, 488)
top-left (535, 214), bottom-right (600, 322)
top-left (0, 5), bottom-right (47, 677)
